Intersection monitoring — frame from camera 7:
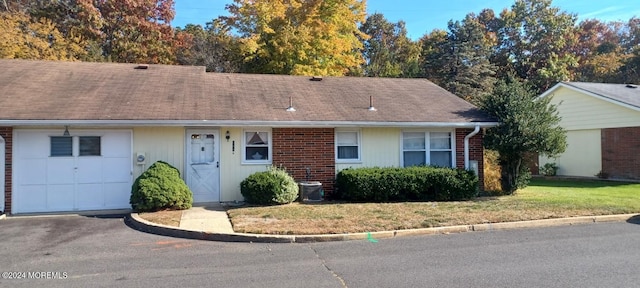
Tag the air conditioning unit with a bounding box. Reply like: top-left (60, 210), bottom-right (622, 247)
top-left (299, 181), bottom-right (323, 202)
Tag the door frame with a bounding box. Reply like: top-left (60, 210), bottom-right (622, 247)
top-left (185, 128), bottom-right (221, 203)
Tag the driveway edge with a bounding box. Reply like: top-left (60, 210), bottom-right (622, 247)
top-left (127, 213), bottom-right (640, 243)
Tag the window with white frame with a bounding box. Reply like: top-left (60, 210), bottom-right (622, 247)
top-left (51, 136), bottom-right (102, 157)
top-left (243, 130), bottom-right (271, 163)
top-left (336, 130), bottom-right (360, 162)
top-left (402, 131), bottom-right (453, 167)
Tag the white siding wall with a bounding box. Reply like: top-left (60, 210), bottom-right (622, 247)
top-left (219, 127), bottom-right (269, 201)
top-left (548, 86), bottom-right (640, 130)
top-left (132, 127), bottom-right (265, 202)
top-left (540, 129), bottom-right (601, 177)
top-left (335, 127), bottom-right (401, 171)
top-left (132, 127), bottom-right (185, 179)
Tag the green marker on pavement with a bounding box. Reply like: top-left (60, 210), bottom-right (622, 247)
top-left (367, 232), bottom-right (378, 243)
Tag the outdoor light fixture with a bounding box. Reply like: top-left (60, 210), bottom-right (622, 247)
top-left (63, 126), bottom-right (70, 136)
top-left (225, 130), bottom-right (230, 141)
top-left (286, 96), bottom-right (296, 112)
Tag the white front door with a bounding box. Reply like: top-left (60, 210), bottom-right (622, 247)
top-left (186, 129), bottom-right (220, 203)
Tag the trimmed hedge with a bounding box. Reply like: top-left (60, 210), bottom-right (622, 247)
top-left (335, 166), bottom-right (478, 202)
top-left (130, 161), bottom-right (193, 212)
top-left (240, 166), bottom-right (299, 205)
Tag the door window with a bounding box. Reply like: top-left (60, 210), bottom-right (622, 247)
top-left (50, 136), bottom-right (73, 157)
top-left (191, 134), bottom-right (215, 163)
top-left (79, 136), bottom-right (101, 156)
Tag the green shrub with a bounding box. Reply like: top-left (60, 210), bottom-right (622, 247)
top-left (540, 162), bottom-right (558, 176)
top-left (241, 166), bottom-right (299, 205)
top-left (130, 161), bottom-right (193, 212)
top-left (335, 166), bottom-right (478, 202)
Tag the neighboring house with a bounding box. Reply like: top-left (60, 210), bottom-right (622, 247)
top-left (537, 82), bottom-right (640, 180)
top-left (0, 59), bottom-right (497, 214)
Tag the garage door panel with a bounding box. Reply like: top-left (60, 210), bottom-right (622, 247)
top-left (104, 183), bottom-right (131, 207)
top-left (16, 132), bottom-right (49, 158)
top-left (14, 129), bottom-right (132, 213)
top-left (19, 159), bottom-right (46, 185)
top-left (76, 184), bottom-right (104, 208)
top-left (102, 132), bottom-right (131, 157)
top-left (47, 185), bottom-right (75, 210)
top-left (47, 158), bottom-right (75, 184)
top-left (103, 158), bottom-right (131, 183)
top-left (76, 158), bottom-right (103, 183)
top-left (15, 185), bottom-right (47, 213)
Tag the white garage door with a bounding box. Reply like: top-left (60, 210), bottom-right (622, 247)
top-left (13, 129), bottom-right (132, 213)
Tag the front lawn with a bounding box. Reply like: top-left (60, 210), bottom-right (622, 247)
top-left (227, 178), bottom-right (640, 235)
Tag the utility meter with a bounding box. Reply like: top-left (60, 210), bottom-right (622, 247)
top-left (136, 153), bottom-right (146, 165)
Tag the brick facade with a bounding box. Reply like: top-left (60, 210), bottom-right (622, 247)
top-left (455, 128), bottom-right (485, 191)
top-left (0, 127), bottom-right (12, 214)
top-left (272, 128), bottom-right (335, 195)
top-left (601, 126), bottom-right (640, 180)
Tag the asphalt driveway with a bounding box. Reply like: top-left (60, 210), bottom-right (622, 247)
top-left (2, 214), bottom-right (640, 288)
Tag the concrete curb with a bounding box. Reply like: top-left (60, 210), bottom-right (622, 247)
top-left (127, 213), bottom-right (640, 243)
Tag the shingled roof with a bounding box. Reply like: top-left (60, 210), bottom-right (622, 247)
top-left (0, 59), bottom-right (496, 126)
top-left (541, 82), bottom-right (640, 110)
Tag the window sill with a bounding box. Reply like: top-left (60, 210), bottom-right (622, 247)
top-left (336, 159), bottom-right (362, 164)
top-left (241, 160), bottom-right (272, 165)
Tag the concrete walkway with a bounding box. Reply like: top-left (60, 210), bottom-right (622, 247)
top-left (126, 204), bottom-right (640, 243)
top-left (179, 204), bottom-right (234, 234)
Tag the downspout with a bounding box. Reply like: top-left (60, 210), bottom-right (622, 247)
top-left (464, 125), bottom-right (481, 169)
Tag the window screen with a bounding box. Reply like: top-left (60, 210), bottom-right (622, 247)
top-left (79, 136), bottom-right (101, 156)
top-left (51, 136), bottom-right (72, 157)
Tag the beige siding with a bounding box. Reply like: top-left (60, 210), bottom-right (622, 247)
top-left (132, 127), bottom-right (185, 179)
top-left (549, 86), bottom-right (640, 130)
top-left (540, 129), bottom-right (601, 177)
top-left (336, 127), bottom-right (401, 171)
top-left (219, 127), bottom-right (269, 201)
top-left (132, 127), bottom-right (266, 202)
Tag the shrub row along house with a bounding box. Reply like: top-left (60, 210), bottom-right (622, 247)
top-left (0, 59), bottom-right (497, 214)
top-left (537, 82), bottom-right (640, 180)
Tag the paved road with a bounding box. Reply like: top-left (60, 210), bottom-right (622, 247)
top-left (1, 214), bottom-right (639, 288)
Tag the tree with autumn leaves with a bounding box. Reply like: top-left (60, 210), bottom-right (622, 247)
top-left (3, 0), bottom-right (640, 83)
top-left (0, 11), bottom-right (85, 60)
top-left (1, 0), bottom-right (187, 64)
top-left (222, 0), bottom-right (367, 76)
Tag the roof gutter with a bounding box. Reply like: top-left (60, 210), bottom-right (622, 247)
top-left (0, 120), bottom-right (500, 128)
top-left (464, 124), bottom-right (481, 170)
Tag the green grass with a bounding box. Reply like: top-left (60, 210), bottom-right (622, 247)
top-left (514, 178), bottom-right (640, 211)
top-left (226, 178), bottom-right (640, 235)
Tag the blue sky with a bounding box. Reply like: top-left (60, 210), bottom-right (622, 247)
top-left (173, 0), bottom-right (640, 40)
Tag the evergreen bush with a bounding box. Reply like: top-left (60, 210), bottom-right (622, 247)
top-left (335, 166), bottom-right (478, 202)
top-left (130, 161), bottom-right (193, 212)
top-left (240, 166), bottom-right (299, 205)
